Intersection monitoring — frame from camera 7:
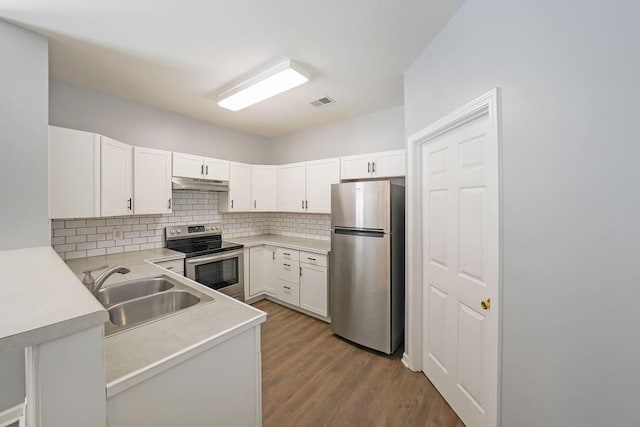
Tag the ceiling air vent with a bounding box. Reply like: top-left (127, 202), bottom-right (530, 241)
top-left (310, 96), bottom-right (335, 107)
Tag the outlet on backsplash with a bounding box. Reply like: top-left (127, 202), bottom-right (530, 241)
top-left (113, 228), bottom-right (122, 239)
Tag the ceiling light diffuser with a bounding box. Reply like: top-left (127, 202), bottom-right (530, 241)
top-left (217, 59), bottom-right (310, 111)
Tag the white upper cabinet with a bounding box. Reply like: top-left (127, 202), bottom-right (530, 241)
top-left (172, 152), bottom-right (203, 179)
top-left (277, 162), bottom-right (307, 212)
top-left (204, 157), bottom-right (230, 181)
top-left (340, 154), bottom-right (372, 180)
top-left (101, 136), bottom-right (133, 217)
top-left (49, 126), bottom-right (101, 219)
top-left (133, 147), bottom-right (172, 215)
top-left (372, 149), bottom-right (405, 178)
top-left (220, 161), bottom-right (252, 212)
top-left (306, 158), bottom-right (340, 213)
top-left (340, 149), bottom-right (405, 179)
top-left (251, 165), bottom-right (277, 211)
top-left (172, 152), bottom-right (229, 181)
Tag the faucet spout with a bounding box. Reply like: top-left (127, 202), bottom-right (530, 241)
top-left (92, 266), bottom-right (131, 296)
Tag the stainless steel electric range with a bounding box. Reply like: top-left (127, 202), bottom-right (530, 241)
top-left (165, 223), bottom-right (244, 301)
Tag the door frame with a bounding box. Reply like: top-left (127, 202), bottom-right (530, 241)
top-left (404, 88), bottom-right (503, 423)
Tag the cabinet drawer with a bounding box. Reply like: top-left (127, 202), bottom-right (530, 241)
top-left (276, 280), bottom-right (300, 307)
top-left (300, 251), bottom-right (327, 267)
top-left (276, 248), bottom-right (299, 262)
top-left (275, 260), bottom-right (300, 283)
top-left (153, 259), bottom-right (184, 274)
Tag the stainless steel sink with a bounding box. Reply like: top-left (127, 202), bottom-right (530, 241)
top-left (98, 277), bottom-right (175, 308)
top-left (99, 275), bottom-right (214, 336)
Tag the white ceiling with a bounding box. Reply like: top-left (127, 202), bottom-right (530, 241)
top-left (0, 0), bottom-right (463, 137)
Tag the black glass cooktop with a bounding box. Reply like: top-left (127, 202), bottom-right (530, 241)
top-left (166, 236), bottom-right (243, 258)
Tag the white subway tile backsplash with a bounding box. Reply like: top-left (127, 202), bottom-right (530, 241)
top-left (51, 190), bottom-right (331, 260)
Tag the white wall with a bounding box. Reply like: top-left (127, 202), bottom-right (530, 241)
top-left (50, 80), bottom-right (274, 164)
top-left (271, 106), bottom-right (404, 163)
top-left (0, 20), bottom-right (49, 412)
top-left (404, 1), bottom-right (640, 426)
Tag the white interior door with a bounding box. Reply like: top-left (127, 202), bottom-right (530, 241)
top-left (421, 112), bottom-right (499, 427)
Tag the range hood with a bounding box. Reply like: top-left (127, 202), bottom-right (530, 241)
top-left (172, 176), bottom-right (230, 192)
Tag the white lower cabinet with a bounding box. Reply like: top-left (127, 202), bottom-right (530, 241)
top-left (247, 244), bottom-right (329, 320)
top-left (276, 280), bottom-right (300, 307)
top-left (248, 245), bottom-right (277, 297)
top-left (107, 326), bottom-right (261, 427)
top-left (300, 263), bottom-right (328, 317)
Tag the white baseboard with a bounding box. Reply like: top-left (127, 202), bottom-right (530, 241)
top-left (0, 403), bottom-right (23, 427)
top-left (401, 352), bottom-right (420, 372)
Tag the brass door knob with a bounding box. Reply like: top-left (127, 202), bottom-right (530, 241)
top-left (481, 298), bottom-right (491, 310)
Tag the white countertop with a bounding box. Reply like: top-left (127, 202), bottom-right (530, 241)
top-left (0, 246), bottom-right (108, 351)
top-left (65, 249), bottom-right (267, 397)
top-left (227, 234), bottom-right (331, 254)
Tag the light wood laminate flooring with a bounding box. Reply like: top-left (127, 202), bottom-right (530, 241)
top-left (255, 300), bottom-right (464, 427)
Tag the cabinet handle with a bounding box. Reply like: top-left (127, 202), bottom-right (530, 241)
top-left (283, 263), bottom-right (290, 267)
top-left (283, 285), bottom-right (291, 290)
top-left (127, 198), bottom-right (132, 210)
top-left (368, 162), bottom-right (371, 173)
top-left (201, 164), bottom-right (204, 176)
top-left (206, 165), bottom-right (209, 175)
top-left (272, 251), bottom-right (275, 260)
top-left (168, 198), bottom-right (172, 209)
top-left (307, 257), bottom-right (316, 261)
top-left (305, 200), bottom-right (308, 209)
top-left (254, 200), bottom-right (257, 209)
top-left (299, 266), bottom-right (302, 276)
top-left (372, 161), bottom-right (376, 173)
top-left (301, 200), bottom-right (304, 209)
top-left (231, 199), bottom-right (234, 209)
top-left (283, 252), bottom-right (290, 256)
top-left (166, 266), bottom-right (174, 270)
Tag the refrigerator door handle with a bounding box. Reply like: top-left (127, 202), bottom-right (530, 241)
top-left (333, 227), bottom-right (386, 238)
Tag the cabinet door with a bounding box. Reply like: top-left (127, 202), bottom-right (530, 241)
top-left (48, 126), bottom-right (100, 219)
top-left (300, 263), bottom-right (328, 317)
top-left (277, 162), bottom-right (306, 212)
top-left (251, 165), bottom-right (277, 211)
top-left (101, 136), bottom-right (133, 217)
top-left (373, 149), bottom-right (405, 177)
top-left (228, 162), bottom-right (252, 211)
top-left (204, 157), bottom-right (230, 181)
top-left (340, 154), bottom-right (372, 180)
top-left (248, 246), bottom-right (267, 297)
top-left (134, 147), bottom-right (172, 215)
top-left (306, 158), bottom-right (340, 213)
top-left (172, 152), bottom-right (203, 179)
top-left (263, 246), bottom-right (277, 295)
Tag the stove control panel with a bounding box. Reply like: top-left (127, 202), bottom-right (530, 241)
top-left (165, 223), bottom-right (223, 239)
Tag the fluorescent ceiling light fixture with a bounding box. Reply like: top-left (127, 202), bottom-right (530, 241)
top-left (217, 59), bottom-right (310, 111)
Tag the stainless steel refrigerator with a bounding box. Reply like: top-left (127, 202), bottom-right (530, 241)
top-left (329, 180), bottom-right (405, 354)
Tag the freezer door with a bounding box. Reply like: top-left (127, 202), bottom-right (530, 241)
top-left (331, 181), bottom-right (391, 232)
top-left (329, 228), bottom-right (392, 353)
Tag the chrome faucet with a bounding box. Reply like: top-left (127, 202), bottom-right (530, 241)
top-left (82, 264), bottom-right (131, 296)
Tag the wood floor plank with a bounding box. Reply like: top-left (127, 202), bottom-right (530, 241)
top-left (254, 300), bottom-right (465, 427)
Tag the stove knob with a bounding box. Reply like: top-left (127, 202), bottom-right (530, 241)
top-left (176, 229), bottom-right (182, 234)
top-left (169, 229), bottom-right (175, 234)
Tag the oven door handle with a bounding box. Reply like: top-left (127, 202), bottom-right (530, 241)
top-left (186, 250), bottom-right (243, 265)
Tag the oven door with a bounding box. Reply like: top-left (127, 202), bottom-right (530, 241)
top-left (185, 249), bottom-right (244, 300)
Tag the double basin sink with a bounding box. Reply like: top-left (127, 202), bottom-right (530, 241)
top-left (98, 275), bottom-right (214, 336)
